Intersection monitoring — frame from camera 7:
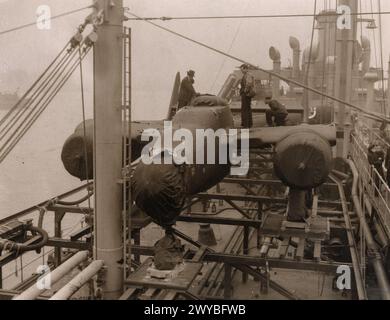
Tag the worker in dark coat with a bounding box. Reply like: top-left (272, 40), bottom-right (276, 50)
top-left (178, 70), bottom-right (197, 109)
top-left (265, 95), bottom-right (288, 127)
top-left (368, 141), bottom-right (385, 195)
top-left (239, 64), bottom-right (255, 128)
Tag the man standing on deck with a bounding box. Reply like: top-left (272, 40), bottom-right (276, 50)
top-left (265, 95), bottom-right (288, 127)
top-left (178, 70), bottom-right (197, 109)
top-left (239, 64), bottom-right (255, 128)
top-left (368, 141), bottom-right (386, 195)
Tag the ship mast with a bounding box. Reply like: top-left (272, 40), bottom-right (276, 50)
top-left (334, 0), bottom-right (358, 158)
top-left (93, 0), bottom-right (124, 299)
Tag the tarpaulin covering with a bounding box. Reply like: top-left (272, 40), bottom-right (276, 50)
top-left (132, 162), bottom-right (186, 228)
top-left (191, 95), bottom-right (228, 107)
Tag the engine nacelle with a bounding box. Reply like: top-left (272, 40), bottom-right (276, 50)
top-left (273, 130), bottom-right (333, 190)
top-left (61, 119), bottom-right (94, 181)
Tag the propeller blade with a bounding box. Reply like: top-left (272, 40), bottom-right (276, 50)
top-left (166, 72), bottom-right (181, 120)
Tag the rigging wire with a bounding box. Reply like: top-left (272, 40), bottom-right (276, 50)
top-left (0, 45), bottom-right (92, 163)
top-left (369, 0), bottom-right (379, 72)
top-left (124, 10), bottom-right (390, 124)
top-left (78, 45), bottom-right (92, 211)
top-left (209, 0), bottom-right (252, 93)
top-left (125, 11), bottom-right (390, 21)
top-left (0, 41), bottom-right (71, 127)
top-left (303, 0), bottom-right (318, 123)
top-left (0, 6), bottom-right (92, 37)
top-left (0, 48), bottom-right (92, 162)
top-left (331, 0), bottom-right (338, 123)
top-left (0, 45), bottom-right (78, 139)
top-left (359, 0), bottom-right (364, 94)
top-left (377, 0), bottom-right (387, 116)
top-left (319, 0), bottom-right (330, 113)
top-left (0, 46), bottom-right (80, 145)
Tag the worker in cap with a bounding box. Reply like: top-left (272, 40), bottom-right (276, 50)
top-left (178, 70), bottom-right (198, 109)
top-left (264, 95), bottom-right (288, 127)
top-left (239, 64), bottom-right (255, 128)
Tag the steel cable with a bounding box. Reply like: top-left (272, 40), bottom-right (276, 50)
top-left (77, 45), bottom-right (92, 211)
top-left (0, 41), bottom-right (71, 128)
top-left (0, 45), bottom-right (78, 140)
top-left (303, 0), bottom-right (318, 123)
top-left (0, 47), bottom-right (81, 158)
top-left (0, 46), bottom-right (92, 163)
top-left (0, 6), bottom-right (92, 37)
top-left (125, 10), bottom-right (390, 124)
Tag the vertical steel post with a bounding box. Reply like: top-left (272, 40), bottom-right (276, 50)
top-left (127, 28), bottom-right (132, 279)
top-left (54, 210), bottom-right (65, 267)
top-left (93, 0), bottom-right (124, 299)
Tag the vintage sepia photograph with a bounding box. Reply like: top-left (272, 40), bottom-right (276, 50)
top-left (0, 0), bottom-right (390, 306)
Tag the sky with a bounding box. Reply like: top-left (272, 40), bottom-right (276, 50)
top-left (0, 0), bottom-right (390, 120)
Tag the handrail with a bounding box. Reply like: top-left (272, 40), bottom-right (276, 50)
top-left (347, 159), bottom-right (390, 300)
top-left (350, 134), bottom-right (390, 238)
top-left (0, 182), bottom-right (92, 225)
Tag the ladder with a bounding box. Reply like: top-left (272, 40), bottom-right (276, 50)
top-left (122, 27), bottom-right (132, 282)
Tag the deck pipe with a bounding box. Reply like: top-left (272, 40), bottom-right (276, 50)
top-left (50, 260), bottom-right (104, 300)
top-left (13, 251), bottom-right (89, 300)
top-left (347, 159), bottom-right (390, 300)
